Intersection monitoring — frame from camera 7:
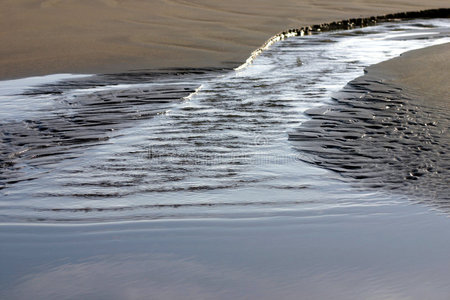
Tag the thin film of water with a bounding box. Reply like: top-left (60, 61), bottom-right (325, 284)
top-left (0, 19), bottom-right (449, 223)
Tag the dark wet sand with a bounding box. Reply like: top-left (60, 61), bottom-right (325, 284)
top-left (0, 1), bottom-right (448, 79)
top-left (290, 42), bottom-right (450, 204)
top-left (0, 69), bottom-right (222, 188)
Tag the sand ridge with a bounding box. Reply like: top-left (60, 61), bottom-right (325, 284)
top-left (0, 0), bottom-right (449, 79)
top-left (290, 43), bottom-right (450, 202)
top-left (367, 42), bottom-right (450, 108)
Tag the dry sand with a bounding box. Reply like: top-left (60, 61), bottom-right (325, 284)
top-left (368, 42), bottom-right (450, 108)
top-left (0, 0), bottom-right (448, 79)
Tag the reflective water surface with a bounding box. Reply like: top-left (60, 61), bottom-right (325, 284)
top-left (1, 19), bottom-right (449, 223)
top-left (2, 204), bottom-right (450, 299)
top-left (0, 19), bottom-right (450, 299)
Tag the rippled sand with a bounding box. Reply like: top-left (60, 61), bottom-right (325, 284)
top-left (290, 42), bottom-right (450, 204)
top-left (1, 14), bottom-right (450, 299)
top-left (2, 19), bottom-right (448, 222)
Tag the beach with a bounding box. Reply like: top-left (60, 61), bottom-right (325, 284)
top-left (0, 0), bottom-right (448, 79)
top-left (368, 42), bottom-right (450, 107)
top-left (290, 41), bottom-right (450, 206)
top-left (1, 2), bottom-right (450, 299)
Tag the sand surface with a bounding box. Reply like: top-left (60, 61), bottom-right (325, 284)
top-left (289, 42), bottom-right (450, 202)
top-left (368, 42), bottom-right (450, 107)
top-left (0, 0), bottom-right (448, 79)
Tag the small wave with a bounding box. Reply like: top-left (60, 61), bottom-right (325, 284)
top-left (235, 8), bottom-right (450, 71)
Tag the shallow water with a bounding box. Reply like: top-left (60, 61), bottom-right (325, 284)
top-left (2, 204), bottom-right (450, 300)
top-left (290, 74), bottom-right (450, 205)
top-left (1, 19), bottom-right (449, 223)
top-left (1, 18), bottom-right (450, 299)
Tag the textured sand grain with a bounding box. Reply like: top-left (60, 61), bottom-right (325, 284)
top-left (0, 0), bottom-right (448, 79)
top-left (368, 42), bottom-right (450, 107)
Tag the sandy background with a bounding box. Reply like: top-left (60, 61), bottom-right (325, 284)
top-left (368, 42), bottom-right (449, 107)
top-left (0, 0), bottom-right (448, 79)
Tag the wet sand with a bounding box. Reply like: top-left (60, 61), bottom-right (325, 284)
top-left (1, 14), bottom-right (450, 300)
top-left (368, 42), bottom-right (450, 108)
top-left (290, 42), bottom-right (450, 204)
top-left (0, 1), bottom-right (448, 79)
top-left (2, 18), bottom-right (447, 222)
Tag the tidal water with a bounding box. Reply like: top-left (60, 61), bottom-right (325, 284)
top-left (1, 19), bottom-right (449, 223)
top-left (1, 19), bottom-right (450, 299)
